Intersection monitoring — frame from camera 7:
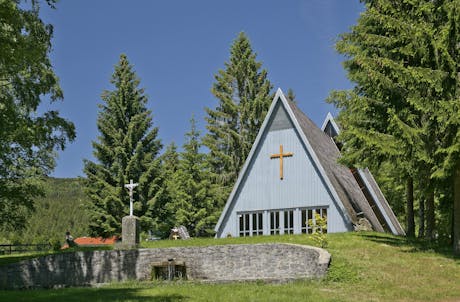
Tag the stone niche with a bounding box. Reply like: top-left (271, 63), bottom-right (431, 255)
top-left (151, 259), bottom-right (187, 280)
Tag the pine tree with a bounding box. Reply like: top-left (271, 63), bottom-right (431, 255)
top-left (153, 142), bottom-right (180, 237)
top-left (83, 54), bottom-right (162, 237)
top-left (203, 32), bottom-right (273, 196)
top-left (168, 117), bottom-right (220, 237)
top-left (328, 0), bottom-right (445, 238)
top-left (287, 88), bottom-right (296, 103)
top-left (430, 0), bottom-right (460, 253)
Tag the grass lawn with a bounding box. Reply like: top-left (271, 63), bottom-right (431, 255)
top-left (0, 232), bottom-right (459, 302)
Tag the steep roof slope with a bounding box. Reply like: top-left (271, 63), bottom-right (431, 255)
top-left (321, 113), bottom-right (406, 236)
top-left (287, 101), bottom-right (384, 232)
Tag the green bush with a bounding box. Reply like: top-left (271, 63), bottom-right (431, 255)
top-left (50, 239), bottom-right (62, 251)
top-left (308, 213), bottom-right (328, 248)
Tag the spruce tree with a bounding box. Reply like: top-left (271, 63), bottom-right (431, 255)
top-left (83, 54), bottom-right (162, 237)
top-left (430, 0), bottom-right (460, 253)
top-left (168, 117), bottom-right (220, 237)
top-left (329, 0), bottom-right (460, 247)
top-left (203, 32), bottom-right (273, 196)
top-left (153, 142), bottom-right (180, 237)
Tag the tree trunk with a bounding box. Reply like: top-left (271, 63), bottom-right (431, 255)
top-left (453, 163), bottom-right (460, 255)
top-left (425, 190), bottom-right (435, 240)
top-left (418, 198), bottom-right (425, 238)
top-left (406, 177), bottom-right (415, 237)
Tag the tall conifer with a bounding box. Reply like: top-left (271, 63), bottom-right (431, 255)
top-left (330, 0), bottom-right (460, 248)
top-left (431, 0), bottom-right (460, 253)
top-left (203, 32), bottom-right (273, 196)
top-left (153, 142), bottom-right (179, 237)
top-left (168, 118), bottom-right (219, 237)
top-left (83, 54), bottom-right (162, 237)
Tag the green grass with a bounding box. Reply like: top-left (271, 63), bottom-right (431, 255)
top-left (1, 232), bottom-right (459, 302)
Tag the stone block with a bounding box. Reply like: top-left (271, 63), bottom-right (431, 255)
top-left (121, 215), bottom-right (140, 248)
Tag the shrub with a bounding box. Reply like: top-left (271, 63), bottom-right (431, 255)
top-left (308, 213), bottom-right (328, 248)
top-left (50, 239), bottom-right (62, 251)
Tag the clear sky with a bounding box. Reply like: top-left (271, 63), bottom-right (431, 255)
top-left (40, 0), bottom-right (364, 178)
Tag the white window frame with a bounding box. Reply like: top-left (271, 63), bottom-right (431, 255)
top-left (301, 207), bottom-right (328, 234)
top-left (238, 211), bottom-right (263, 237)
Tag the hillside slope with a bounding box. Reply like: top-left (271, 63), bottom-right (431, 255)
top-left (1, 178), bottom-right (90, 245)
top-left (1, 232), bottom-right (460, 301)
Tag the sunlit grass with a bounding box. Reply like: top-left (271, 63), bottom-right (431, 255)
top-left (1, 232), bottom-right (459, 301)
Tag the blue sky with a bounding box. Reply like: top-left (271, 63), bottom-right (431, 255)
top-left (40, 1), bottom-right (364, 178)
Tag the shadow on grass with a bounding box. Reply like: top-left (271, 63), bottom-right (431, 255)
top-left (359, 232), bottom-right (460, 261)
top-left (1, 287), bottom-right (188, 302)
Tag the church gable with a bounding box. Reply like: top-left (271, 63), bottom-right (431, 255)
top-left (215, 89), bottom-right (405, 238)
top-left (267, 101), bottom-right (294, 132)
top-left (215, 89), bottom-right (355, 237)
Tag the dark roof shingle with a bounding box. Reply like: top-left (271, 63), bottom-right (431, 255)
top-left (287, 100), bottom-right (384, 232)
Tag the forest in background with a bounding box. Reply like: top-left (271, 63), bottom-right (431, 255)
top-left (0, 178), bottom-right (89, 245)
top-left (2, 1), bottom-right (460, 254)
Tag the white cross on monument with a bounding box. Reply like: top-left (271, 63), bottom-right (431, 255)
top-left (124, 179), bottom-right (138, 216)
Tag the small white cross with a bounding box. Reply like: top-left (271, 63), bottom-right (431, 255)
top-left (124, 179), bottom-right (139, 216)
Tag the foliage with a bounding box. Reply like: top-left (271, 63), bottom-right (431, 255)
top-left (203, 32), bottom-right (273, 198)
top-left (3, 233), bottom-right (460, 301)
top-left (50, 239), bottom-right (62, 251)
top-left (0, 178), bottom-right (90, 245)
top-left (164, 118), bottom-right (221, 237)
top-left (371, 162), bottom-right (406, 220)
top-left (83, 54), bottom-right (162, 238)
top-left (0, 0), bottom-right (75, 232)
top-left (308, 213), bottom-right (328, 248)
top-left (152, 143), bottom-right (180, 237)
top-left (329, 0), bottom-right (460, 246)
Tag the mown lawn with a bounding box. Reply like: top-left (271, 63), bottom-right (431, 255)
top-left (1, 232), bottom-right (459, 302)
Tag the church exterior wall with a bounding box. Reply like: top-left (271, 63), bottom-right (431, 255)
top-left (217, 127), bottom-right (351, 238)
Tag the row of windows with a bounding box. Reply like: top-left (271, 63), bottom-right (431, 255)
top-left (238, 212), bottom-right (263, 237)
top-left (301, 208), bottom-right (327, 234)
top-left (238, 207), bottom-right (327, 237)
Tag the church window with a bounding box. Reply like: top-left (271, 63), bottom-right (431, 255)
top-left (252, 212), bottom-right (263, 235)
top-left (270, 211), bottom-right (280, 234)
top-left (238, 212), bottom-right (263, 237)
top-left (239, 213), bottom-right (250, 237)
top-left (301, 208), bottom-right (327, 234)
top-left (284, 209), bottom-right (294, 234)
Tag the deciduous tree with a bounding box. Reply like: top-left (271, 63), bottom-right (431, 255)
top-left (0, 0), bottom-right (75, 231)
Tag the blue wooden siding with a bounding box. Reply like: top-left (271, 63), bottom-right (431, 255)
top-left (217, 104), bottom-right (351, 237)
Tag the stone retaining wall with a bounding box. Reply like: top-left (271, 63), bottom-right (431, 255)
top-left (0, 243), bottom-right (330, 289)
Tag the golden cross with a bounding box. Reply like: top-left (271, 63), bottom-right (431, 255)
top-left (270, 145), bottom-right (293, 180)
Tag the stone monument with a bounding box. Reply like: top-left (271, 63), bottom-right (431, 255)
top-left (121, 179), bottom-right (140, 248)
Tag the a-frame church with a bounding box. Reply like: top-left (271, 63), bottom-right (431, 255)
top-left (214, 89), bottom-right (405, 238)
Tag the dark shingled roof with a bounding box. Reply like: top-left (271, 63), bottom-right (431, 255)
top-left (287, 100), bottom-right (385, 232)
